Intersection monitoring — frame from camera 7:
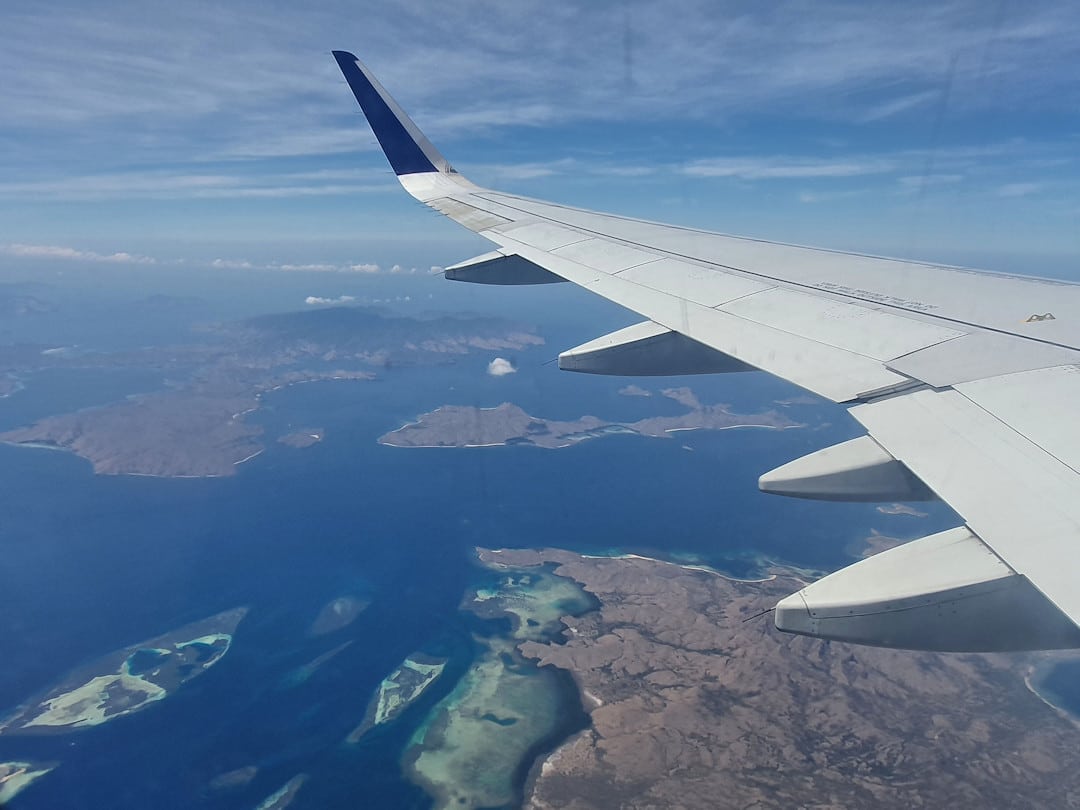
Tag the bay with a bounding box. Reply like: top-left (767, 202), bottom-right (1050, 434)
top-left (0, 331), bottom-right (958, 808)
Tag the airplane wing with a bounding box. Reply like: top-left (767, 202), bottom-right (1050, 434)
top-left (333, 50), bottom-right (1080, 652)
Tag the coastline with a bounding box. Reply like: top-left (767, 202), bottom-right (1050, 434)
top-left (1024, 655), bottom-right (1080, 728)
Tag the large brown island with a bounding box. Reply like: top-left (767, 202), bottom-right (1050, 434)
top-left (476, 548), bottom-right (1080, 809)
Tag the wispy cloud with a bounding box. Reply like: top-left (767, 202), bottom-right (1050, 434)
top-left (1, 242), bottom-right (411, 274)
top-left (681, 156), bottom-right (896, 180)
top-left (797, 189), bottom-right (869, 204)
top-left (995, 181), bottom-right (1043, 197)
top-left (856, 90), bottom-right (941, 123)
top-left (2, 243), bottom-right (156, 264)
top-left (305, 295), bottom-right (356, 305)
top-left (897, 173), bottom-right (965, 190)
top-left (0, 168), bottom-right (396, 201)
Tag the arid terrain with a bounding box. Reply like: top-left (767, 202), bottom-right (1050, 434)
top-left (476, 548), bottom-right (1080, 809)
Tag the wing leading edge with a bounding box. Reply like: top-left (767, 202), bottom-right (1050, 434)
top-left (332, 50), bottom-right (1080, 652)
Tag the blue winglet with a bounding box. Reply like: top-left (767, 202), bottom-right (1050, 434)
top-left (332, 50), bottom-right (451, 176)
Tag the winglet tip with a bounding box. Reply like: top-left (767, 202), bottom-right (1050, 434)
top-left (331, 48), bottom-right (449, 177)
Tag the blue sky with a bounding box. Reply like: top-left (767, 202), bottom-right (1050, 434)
top-left (2, 0), bottom-right (1079, 280)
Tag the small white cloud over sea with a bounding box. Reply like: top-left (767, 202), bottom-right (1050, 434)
top-left (487, 357), bottom-right (516, 377)
top-left (305, 295), bottom-right (356, 305)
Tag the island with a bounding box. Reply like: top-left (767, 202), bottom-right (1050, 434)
top-left (0, 390), bottom-right (266, 477)
top-left (0, 608), bottom-right (247, 735)
top-left (379, 388), bottom-right (800, 449)
top-left (0, 760), bottom-right (57, 803)
top-left (466, 548), bottom-right (1080, 809)
top-left (0, 307), bottom-right (544, 477)
top-left (846, 529), bottom-right (909, 559)
top-left (876, 502), bottom-right (929, 517)
top-left (346, 652), bottom-right (447, 742)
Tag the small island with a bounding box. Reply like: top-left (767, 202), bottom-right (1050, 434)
top-left (380, 388), bottom-right (800, 449)
top-left (0, 760), bottom-right (57, 803)
top-left (0, 608), bottom-right (247, 735)
top-left (346, 653), bottom-right (448, 742)
top-left (847, 529), bottom-right (909, 559)
top-left (207, 765), bottom-right (258, 792)
top-left (308, 595), bottom-right (369, 636)
top-left (277, 427), bottom-right (324, 448)
top-left (0, 374), bottom-right (19, 398)
top-left (254, 773), bottom-right (308, 810)
top-left (281, 641), bottom-right (354, 689)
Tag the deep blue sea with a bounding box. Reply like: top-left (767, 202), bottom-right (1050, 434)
top-left (0, 297), bottom-right (961, 809)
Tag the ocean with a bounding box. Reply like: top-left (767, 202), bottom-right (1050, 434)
top-left (0, 312), bottom-right (961, 808)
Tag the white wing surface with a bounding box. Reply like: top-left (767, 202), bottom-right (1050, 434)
top-left (333, 51), bottom-right (1080, 652)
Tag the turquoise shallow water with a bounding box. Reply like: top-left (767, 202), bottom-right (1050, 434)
top-left (0, 320), bottom-right (960, 809)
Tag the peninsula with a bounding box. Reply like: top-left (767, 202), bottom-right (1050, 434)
top-left (379, 387), bottom-right (799, 449)
top-left (405, 566), bottom-right (593, 809)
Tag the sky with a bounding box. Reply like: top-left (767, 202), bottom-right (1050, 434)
top-left (2, 0), bottom-right (1079, 281)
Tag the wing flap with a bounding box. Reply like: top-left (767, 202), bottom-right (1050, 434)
top-left (552, 238), bottom-right (658, 273)
top-left (719, 288), bottom-right (964, 361)
top-left (498, 221), bottom-right (590, 251)
top-left (616, 258), bottom-right (773, 307)
top-left (889, 331), bottom-right (1080, 387)
top-left (957, 365), bottom-right (1080, 475)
